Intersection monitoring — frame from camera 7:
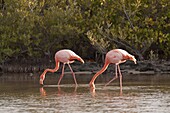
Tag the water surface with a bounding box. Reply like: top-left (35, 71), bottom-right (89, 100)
top-left (0, 73), bottom-right (170, 113)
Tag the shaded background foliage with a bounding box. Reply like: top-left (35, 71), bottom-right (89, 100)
top-left (0, 0), bottom-right (170, 64)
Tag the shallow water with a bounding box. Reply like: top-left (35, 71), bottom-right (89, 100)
top-left (0, 73), bottom-right (170, 113)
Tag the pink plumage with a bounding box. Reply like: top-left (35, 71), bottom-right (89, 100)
top-left (89, 49), bottom-right (136, 94)
top-left (39, 49), bottom-right (84, 85)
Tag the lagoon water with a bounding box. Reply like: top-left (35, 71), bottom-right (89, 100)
top-left (0, 73), bottom-right (170, 113)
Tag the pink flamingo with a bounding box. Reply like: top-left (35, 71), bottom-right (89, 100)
top-left (89, 49), bottom-right (136, 93)
top-left (39, 49), bottom-right (84, 85)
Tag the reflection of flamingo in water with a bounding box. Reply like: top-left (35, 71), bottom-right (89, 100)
top-left (40, 87), bottom-right (47, 96)
top-left (40, 86), bottom-right (78, 97)
top-left (89, 49), bottom-right (137, 94)
top-left (39, 49), bottom-right (84, 86)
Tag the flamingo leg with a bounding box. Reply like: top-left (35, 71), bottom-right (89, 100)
top-left (117, 65), bottom-right (123, 95)
top-left (58, 64), bottom-right (65, 85)
top-left (68, 63), bottom-right (78, 86)
top-left (105, 64), bottom-right (118, 86)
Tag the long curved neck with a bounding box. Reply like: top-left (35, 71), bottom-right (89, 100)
top-left (40, 60), bottom-right (60, 80)
top-left (54, 60), bottom-right (60, 70)
top-left (90, 61), bottom-right (109, 83)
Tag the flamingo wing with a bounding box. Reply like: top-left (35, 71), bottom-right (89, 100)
top-left (106, 50), bottom-right (123, 64)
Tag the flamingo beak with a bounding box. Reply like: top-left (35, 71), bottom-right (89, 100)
top-left (133, 59), bottom-right (137, 64)
top-left (131, 56), bottom-right (137, 64)
top-left (79, 58), bottom-right (84, 64)
top-left (81, 59), bottom-right (85, 64)
top-left (134, 60), bottom-right (137, 64)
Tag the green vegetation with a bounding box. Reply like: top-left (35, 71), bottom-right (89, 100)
top-left (0, 0), bottom-right (170, 63)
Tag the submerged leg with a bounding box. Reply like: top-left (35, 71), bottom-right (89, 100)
top-left (68, 63), bottom-right (77, 86)
top-left (58, 63), bottom-right (65, 85)
top-left (105, 64), bottom-right (118, 86)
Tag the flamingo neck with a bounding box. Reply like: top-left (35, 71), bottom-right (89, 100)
top-left (40, 60), bottom-right (60, 80)
top-left (98, 63), bottom-right (109, 75)
top-left (54, 60), bottom-right (60, 70)
top-left (91, 62), bottom-right (109, 83)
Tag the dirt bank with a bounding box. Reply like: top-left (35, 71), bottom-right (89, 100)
top-left (1, 60), bottom-right (170, 75)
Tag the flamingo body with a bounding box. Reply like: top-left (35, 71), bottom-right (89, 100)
top-left (106, 50), bottom-right (124, 64)
top-left (55, 49), bottom-right (83, 63)
top-left (106, 49), bottom-right (136, 64)
top-left (40, 49), bottom-right (84, 85)
top-left (89, 49), bottom-right (137, 93)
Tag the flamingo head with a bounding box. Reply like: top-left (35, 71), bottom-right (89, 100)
top-left (39, 78), bottom-right (44, 85)
top-left (77, 57), bottom-right (84, 64)
top-left (129, 55), bottom-right (137, 64)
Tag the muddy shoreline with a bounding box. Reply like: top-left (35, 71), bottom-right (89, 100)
top-left (1, 60), bottom-right (170, 75)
